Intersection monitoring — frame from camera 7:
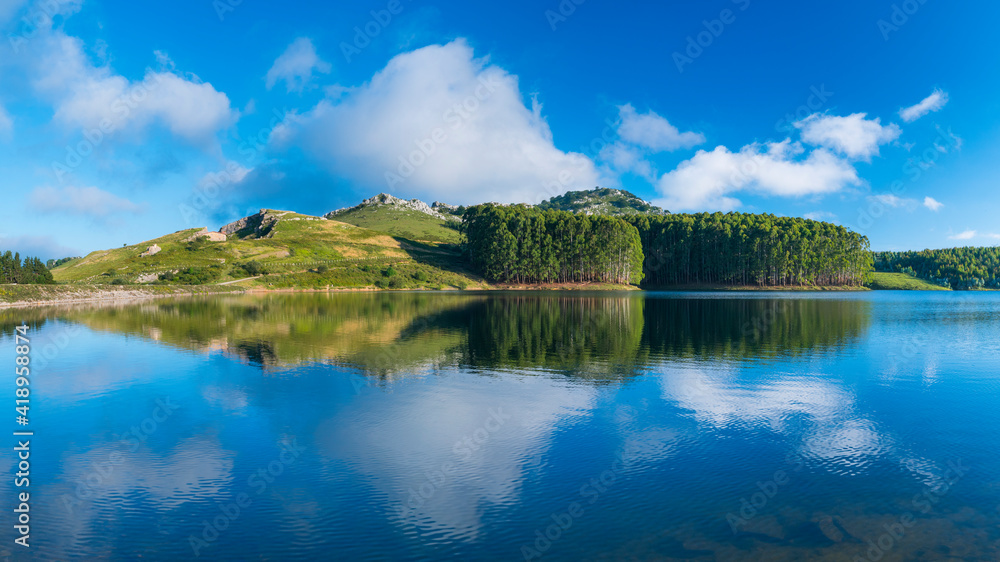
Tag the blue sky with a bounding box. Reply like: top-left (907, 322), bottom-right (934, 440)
top-left (2, 0), bottom-right (999, 258)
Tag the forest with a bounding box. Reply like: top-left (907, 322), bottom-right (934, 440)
top-left (461, 204), bottom-right (645, 285)
top-left (874, 246), bottom-right (1000, 289)
top-left (625, 213), bottom-right (874, 287)
top-left (0, 252), bottom-right (56, 284)
top-left (462, 207), bottom-right (873, 287)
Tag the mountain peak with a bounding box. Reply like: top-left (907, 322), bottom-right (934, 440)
top-left (326, 193), bottom-right (460, 222)
top-left (537, 187), bottom-right (668, 216)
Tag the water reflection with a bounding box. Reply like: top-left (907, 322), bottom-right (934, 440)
top-left (5, 292), bottom-right (1000, 560)
top-left (33, 292), bottom-right (872, 378)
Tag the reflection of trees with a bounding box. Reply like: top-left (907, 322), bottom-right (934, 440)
top-left (460, 295), bottom-right (647, 380)
top-left (48, 293), bottom-right (872, 378)
top-left (642, 297), bottom-right (871, 360)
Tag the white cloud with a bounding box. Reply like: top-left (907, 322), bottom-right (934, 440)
top-left (795, 113), bottom-right (901, 161)
top-left (900, 89), bottom-right (949, 123)
top-left (266, 37), bottom-right (331, 93)
top-left (923, 196), bottom-right (943, 211)
top-left (34, 33), bottom-right (236, 143)
top-left (616, 104), bottom-right (704, 152)
top-left (271, 40), bottom-right (599, 205)
top-left (869, 194), bottom-right (918, 209)
top-left (598, 142), bottom-right (654, 181)
top-left (655, 140), bottom-right (859, 211)
top-left (949, 230), bottom-right (976, 240)
top-left (28, 185), bottom-right (145, 219)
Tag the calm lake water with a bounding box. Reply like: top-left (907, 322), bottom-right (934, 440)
top-left (3, 291), bottom-right (1000, 561)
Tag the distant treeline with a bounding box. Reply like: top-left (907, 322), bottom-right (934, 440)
top-left (625, 213), bottom-right (873, 287)
top-left (875, 246), bottom-right (1000, 290)
top-left (461, 204), bottom-right (644, 285)
top-left (1, 252), bottom-right (55, 284)
top-left (46, 256), bottom-right (78, 269)
top-left (461, 207), bottom-right (873, 287)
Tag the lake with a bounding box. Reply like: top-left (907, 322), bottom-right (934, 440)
top-left (3, 291), bottom-right (1000, 561)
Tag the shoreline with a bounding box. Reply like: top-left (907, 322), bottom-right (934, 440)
top-left (0, 282), bottom-right (890, 307)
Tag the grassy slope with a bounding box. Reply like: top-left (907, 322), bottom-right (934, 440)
top-left (867, 272), bottom-right (950, 290)
top-left (51, 210), bottom-right (486, 291)
top-left (329, 206), bottom-right (462, 244)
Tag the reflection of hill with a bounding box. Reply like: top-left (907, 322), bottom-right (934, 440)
top-left (43, 292), bottom-right (872, 380)
top-left (60, 294), bottom-right (479, 374)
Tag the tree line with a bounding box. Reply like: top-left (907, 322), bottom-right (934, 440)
top-left (461, 208), bottom-right (873, 287)
top-left (0, 252), bottom-right (55, 284)
top-left (461, 204), bottom-right (644, 285)
top-left (624, 213), bottom-right (873, 287)
top-left (874, 246), bottom-right (1000, 289)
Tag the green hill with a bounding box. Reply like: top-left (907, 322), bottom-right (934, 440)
top-left (537, 188), bottom-right (668, 216)
top-left (51, 209), bottom-right (484, 290)
top-left (867, 272), bottom-right (951, 291)
top-left (325, 193), bottom-right (462, 244)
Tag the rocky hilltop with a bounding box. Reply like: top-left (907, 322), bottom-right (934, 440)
top-left (220, 209), bottom-right (326, 239)
top-left (537, 188), bottom-right (668, 216)
top-left (326, 194), bottom-right (461, 222)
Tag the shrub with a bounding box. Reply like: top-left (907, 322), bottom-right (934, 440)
top-left (110, 278), bottom-right (127, 285)
top-left (413, 270), bottom-right (429, 282)
top-left (185, 237), bottom-right (207, 251)
top-left (316, 264), bottom-right (329, 274)
top-left (383, 266), bottom-right (397, 278)
top-left (388, 277), bottom-right (404, 289)
top-left (241, 261), bottom-right (268, 276)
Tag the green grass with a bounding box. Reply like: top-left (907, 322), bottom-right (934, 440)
top-left (51, 211), bottom-right (416, 285)
top-left (328, 206), bottom-right (462, 244)
top-left (48, 209), bottom-right (485, 295)
top-left (867, 272), bottom-right (951, 291)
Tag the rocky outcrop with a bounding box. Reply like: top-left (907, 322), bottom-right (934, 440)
top-left (219, 210), bottom-right (290, 239)
top-left (220, 210), bottom-right (266, 236)
top-left (183, 228), bottom-right (227, 242)
top-left (327, 193), bottom-right (460, 222)
top-left (139, 244), bottom-right (161, 257)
